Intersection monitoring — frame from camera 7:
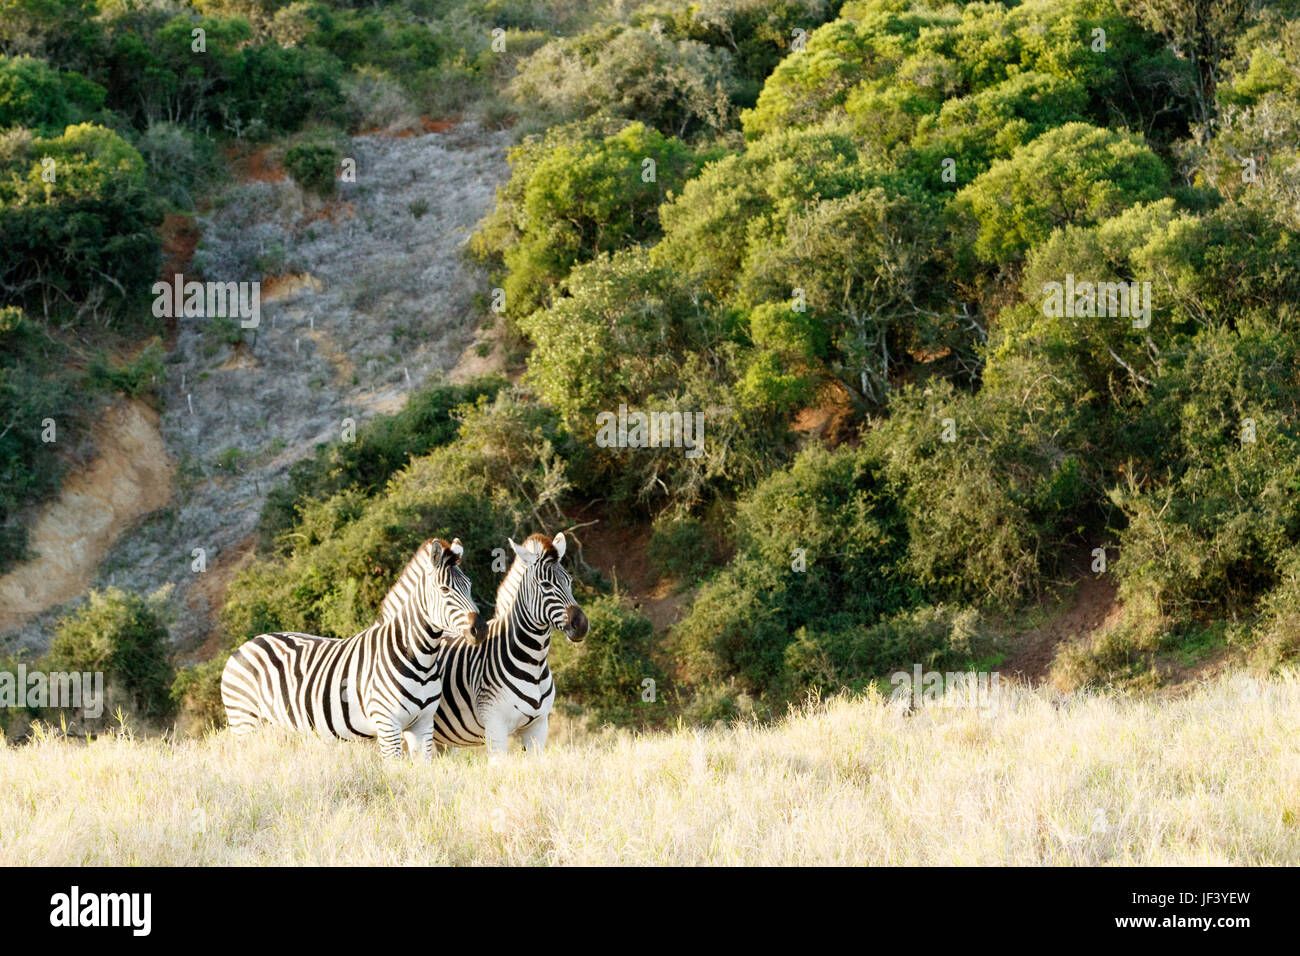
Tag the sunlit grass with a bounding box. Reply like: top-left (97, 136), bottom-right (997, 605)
top-left (2, 671), bottom-right (1297, 865)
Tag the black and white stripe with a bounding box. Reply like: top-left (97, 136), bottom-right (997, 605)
top-left (220, 538), bottom-right (486, 759)
top-left (379, 532), bottom-right (588, 756)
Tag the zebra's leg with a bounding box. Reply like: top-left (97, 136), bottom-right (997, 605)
top-left (483, 716), bottom-right (511, 762)
top-left (519, 713), bottom-right (548, 756)
top-left (402, 708), bottom-right (436, 763)
top-left (373, 715), bottom-right (405, 759)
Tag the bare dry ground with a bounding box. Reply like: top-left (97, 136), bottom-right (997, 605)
top-left (1, 123), bottom-right (511, 653)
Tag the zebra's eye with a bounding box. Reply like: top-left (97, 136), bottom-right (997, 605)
top-left (541, 580), bottom-right (555, 592)
top-left (440, 585), bottom-right (451, 594)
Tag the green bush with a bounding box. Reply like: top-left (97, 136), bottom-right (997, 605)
top-left (475, 121), bottom-right (698, 320)
top-left (88, 341), bottom-right (164, 398)
top-left (45, 586), bottom-right (176, 723)
top-left (170, 656), bottom-right (227, 730)
top-left (549, 594), bottom-right (666, 728)
top-left (519, 247), bottom-right (793, 512)
top-left (135, 121), bottom-right (217, 210)
top-left (672, 443), bottom-right (915, 701)
top-left (509, 23), bottom-right (738, 138)
top-left (0, 54), bottom-right (105, 131)
top-left (649, 514), bottom-right (722, 586)
top-left (283, 140), bottom-right (341, 196)
top-left (1110, 319), bottom-right (1300, 623)
top-left (0, 307), bottom-right (74, 572)
top-left (0, 123), bottom-right (162, 314)
top-left (784, 604), bottom-right (998, 696)
top-left (953, 122), bottom-right (1171, 264)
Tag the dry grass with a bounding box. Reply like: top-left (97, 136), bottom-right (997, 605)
top-left (2, 671), bottom-right (1298, 865)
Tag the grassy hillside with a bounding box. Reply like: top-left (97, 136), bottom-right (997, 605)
top-left (3, 670), bottom-right (1298, 865)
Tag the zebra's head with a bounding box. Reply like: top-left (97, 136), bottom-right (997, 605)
top-left (419, 538), bottom-right (486, 645)
top-left (509, 532), bottom-right (589, 643)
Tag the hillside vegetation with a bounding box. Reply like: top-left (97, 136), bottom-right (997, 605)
top-left (2, 671), bottom-right (1298, 865)
top-left (206, 0), bottom-right (1300, 728)
top-left (5, 0), bottom-right (1300, 735)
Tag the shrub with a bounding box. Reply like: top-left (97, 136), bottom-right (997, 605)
top-left (509, 23), bottom-right (738, 137)
top-left (549, 594), bottom-right (666, 728)
top-left (45, 586), bottom-right (176, 723)
top-left (479, 122), bottom-right (698, 320)
top-left (136, 121), bottom-right (216, 210)
top-left (649, 514), bottom-right (722, 585)
top-left (170, 656), bottom-right (227, 730)
top-left (283, 140), bottom-right (340, 196)
top-left (672, 443), bottom-right (915, 701)
top-left (520, 248), bottom-right (792, 511)
top-left (1109, 320), bottom-right (1300, 624)
top-left (952, 122), bottom-right (1170, 263)
top-left (655, 125), bottom-right (873, 299)
top-left (0, 307), bottom-right (74, 571)
top-left (0, 54), bottom-right (105, 131)
top-left (783, 604), bottom-right (998, 697)
top-left (0, 123), bottom-right (162, 314)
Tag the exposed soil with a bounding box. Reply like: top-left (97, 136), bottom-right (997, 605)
top-left (159, 214), bottom-right (200, 279)
top-left (1001, 573), bottom-right (1122, 684)
top-left (577, 514), bottom-right (693, 634)
top-left (186, 533), bottom-right (257, 660)
top-left (0, 400), bottom-right (174, 635)
top-left (226, 144), bottom-right (287, 184)
top-left (792, 380), bottom-right (858, 448)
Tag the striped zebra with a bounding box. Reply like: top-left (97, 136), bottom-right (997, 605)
top-left (220, 538), bottom-right (487, 759)
top-left (379, 532), bottom-right (587, 756)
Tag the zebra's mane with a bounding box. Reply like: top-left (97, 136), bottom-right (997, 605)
top-left (379, 538), bottom-right (458, 619)
top-left (492, 533), bottom-right (556, 618)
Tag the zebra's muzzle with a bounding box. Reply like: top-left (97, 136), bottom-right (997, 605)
top-left (564, 605), bottom-right (589, 643)
top-left (465, 611), bottom-right (487, 645)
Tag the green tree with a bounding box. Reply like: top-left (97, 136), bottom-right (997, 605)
top-left (0, 54), bottom-right (105, 131)
top-left (953, 122), bottom-right (1170, 263)
top-left (486, 122), bottom-right (698, 320)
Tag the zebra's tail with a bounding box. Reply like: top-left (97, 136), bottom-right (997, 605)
top-left (221, 644), bottom-right (263, 736)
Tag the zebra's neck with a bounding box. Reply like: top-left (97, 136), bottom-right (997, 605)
top-left (491, 557), bottom-right (527, 618)
top-left (378, 557), bottom-right (445, 663)
top-left (380, 551), bottom-right (429, 621)
top-left (498, 586), bottom-right (553, 676)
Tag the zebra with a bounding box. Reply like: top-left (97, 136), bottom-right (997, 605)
top-left (220, 537), bottom-right (487, 759)
top-left (378, 532), bottom-right (588, 756)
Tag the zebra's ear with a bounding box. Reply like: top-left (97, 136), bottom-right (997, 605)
top-left (448, 538), bottom-right (464, 564)
top-left (552, 532), bottom-right (566, 560)
top-left (509, 537), bottom-right (539, 566)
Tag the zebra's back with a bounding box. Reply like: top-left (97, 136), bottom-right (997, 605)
top-left (221, 631), bottom-right (376, 741)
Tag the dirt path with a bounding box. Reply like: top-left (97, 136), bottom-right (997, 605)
top-left (1, 122), bottom-right (511, 654)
